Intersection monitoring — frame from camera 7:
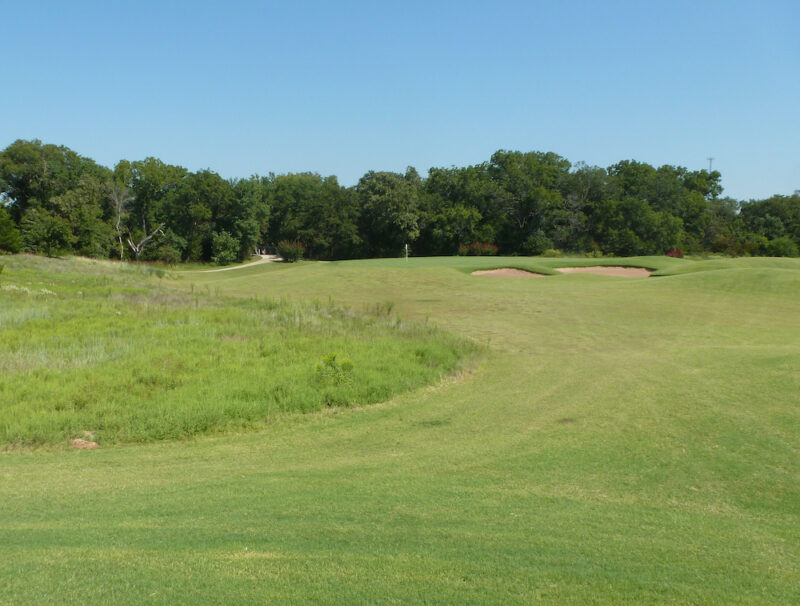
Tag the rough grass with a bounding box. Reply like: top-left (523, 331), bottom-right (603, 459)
top-left (2, 254), bottom-right (800, 604)
top-left (0, 255), bottom-right (473, 447)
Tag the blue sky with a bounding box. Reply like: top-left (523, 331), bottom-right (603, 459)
top-left (2, 0), bottom-right (798, 199)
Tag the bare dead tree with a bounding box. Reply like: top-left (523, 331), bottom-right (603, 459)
top-left (108, 182), bottom-right (133, 260)
top-left (127, 223), bottom-right (165, 261)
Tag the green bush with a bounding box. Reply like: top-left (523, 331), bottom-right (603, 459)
top-left (211, 230), bottom-right (240, 265)
top-left (277, 240), bottom-right (306, 262)
top-left (523, 230), bottom-right (553, 256)
top-left (314, 353), bottom-right (354, 386)
top-left (766, 236), bottom-right (799, 257)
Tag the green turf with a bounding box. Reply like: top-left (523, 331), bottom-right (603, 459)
top-left (2, 254), bottom-right (799, 604)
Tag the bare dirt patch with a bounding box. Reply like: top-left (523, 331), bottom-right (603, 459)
top-left (72, 438), bottom-right (99, 450)
top-left (555, 266), bottom-right (652, 278)
top-left (472, 268), bottom-right (546, 278)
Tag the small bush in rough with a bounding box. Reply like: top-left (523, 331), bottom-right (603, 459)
top-left (278, 240), bottom-right (306, 262)
top-left (314, 353), bottom-right (354, 386)
top-left (666, 248), bottom-right (685, 258)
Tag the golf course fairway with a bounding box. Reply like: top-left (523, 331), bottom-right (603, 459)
top-left (2, 255), bottom-right (799, 604)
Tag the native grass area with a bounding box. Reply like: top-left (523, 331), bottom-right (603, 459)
top-left (0, 255), bottom-right (471, 446)
top-left (2, 254), bottom-right (799, 604)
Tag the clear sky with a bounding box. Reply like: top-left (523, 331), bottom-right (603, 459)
top-left (2, 0), bottom-right (798, 200)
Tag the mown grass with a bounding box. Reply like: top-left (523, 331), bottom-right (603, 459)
top-left (0, 255), bottom-right (473, 447)
top-left (2, 254), bottom-right (800, 604)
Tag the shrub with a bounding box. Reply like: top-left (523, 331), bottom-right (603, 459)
top-left (542, 248), bottom-right (563, 258)
top-left (666, 248), bottom-right (684, 258)
top-left (456, 243), bottom-right (469, 256)
top-left (523, 230), bottom-right (553, 256)
top-left (314, 353), bottom-right (354, 386)
top-left (712, 233), bottom-right (754, 257)
top-left (465, 241), bottom-right (498, 256)
top-left (766, 237), bottom-right (799, 257)
top-left (277, 240), bottom-right (306, 262)
top-left (211, 230), bottom-right (239, 265)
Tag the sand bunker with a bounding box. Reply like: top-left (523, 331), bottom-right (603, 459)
top-left (555, 266), bottom-right (651, 277)
top-left (472, 268), bottom-right (546, 278)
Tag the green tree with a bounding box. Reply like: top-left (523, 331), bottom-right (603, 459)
top-left (0, 206), bottom-right (22, 253)
top-left (0, 139), bottom-right (109, 223)
top-left (211, 230), bottom-right (240, 265)
top-left (356, 168), bottom-right (421, 257)
top-left (118, 157), bottom-right (187, 259)
top-left (424, 164), bottom-right (502, 250)
top-left (267, 173), bottom-right (360, 259)
top-left (297, 178), bottom-right (361, 260)
top-left (49, 174), bottom-right (114, 257)
top-left (701, 197), bottom-right (740, 249)
top-left (766, 236), bottom-right (799, 257)
top-left (607, 161), bottom-right (720, 251)
top-left (20, 208), bottom-right (75, 257)
top-left (741, 194), bottom-right (800, 248)
top-left (487, 150), bottom-right (571, 251)
top-left (160, 170), bottom-right (235, 261)
top-left (231, 176), bottom-right (271, 259)
top-left (592, 197), bottom-right (683, 255)
top-left (554, 163), bottom-right (608, 251)
top-left (417, 197), bottom-right (485, 255)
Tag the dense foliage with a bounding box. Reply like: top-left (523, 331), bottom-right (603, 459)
top-left (1, 139), bottom-right (798, 260)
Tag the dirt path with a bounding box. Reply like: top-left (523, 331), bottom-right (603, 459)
top-left (194, 254), bottom-right (282, 273)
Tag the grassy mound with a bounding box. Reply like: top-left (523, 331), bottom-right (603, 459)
top-left (0, 255), bottom-right (473, 447)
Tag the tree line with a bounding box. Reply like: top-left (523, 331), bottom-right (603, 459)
top-left (0, 139), bottom-right (798, 261)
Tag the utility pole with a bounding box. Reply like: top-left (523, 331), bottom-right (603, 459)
top-left (707, 157), bottom-right (714, 172)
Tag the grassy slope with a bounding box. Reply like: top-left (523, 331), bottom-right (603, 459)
top-left (2, 255), bottom-right (799, 604)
